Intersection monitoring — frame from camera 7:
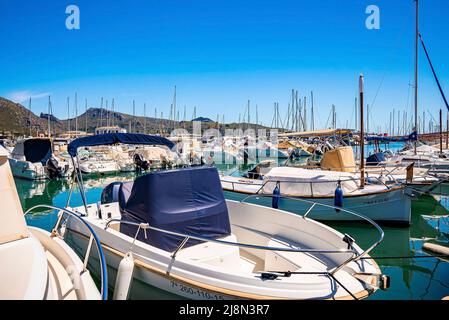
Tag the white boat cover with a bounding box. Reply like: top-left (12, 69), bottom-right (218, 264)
top-left (262, 167), bottom-right (361, 197)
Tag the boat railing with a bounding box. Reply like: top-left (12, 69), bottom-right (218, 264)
top-left (221, 173), bottom-right (395, 194)
top-left (24, 204), bottom-right (108, 301)
top-left (104, 203), bottom-right (382, 278)
top-left (239, 193), bottom-right (384, 274)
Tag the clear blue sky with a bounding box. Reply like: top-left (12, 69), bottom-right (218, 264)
top-left (0, 0), bottom-right (448, 131)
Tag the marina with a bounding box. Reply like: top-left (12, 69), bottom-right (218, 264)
top-left (12, 135), bottom-right (449, 300)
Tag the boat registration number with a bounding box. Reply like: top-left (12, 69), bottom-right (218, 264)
top-left (170, 281), bottom-right (225, 300)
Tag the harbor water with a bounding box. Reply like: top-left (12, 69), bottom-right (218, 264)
top-left (18, 148), bottom-right (449, 300)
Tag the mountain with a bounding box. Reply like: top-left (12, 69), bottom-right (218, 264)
top-left (0, 96), bottom-right (270, 137)
top-left (0, 97), bottom-right (65, 136)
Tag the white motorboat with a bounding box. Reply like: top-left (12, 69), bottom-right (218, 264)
top-left (221, 146), bottom-right (412, 225)
top-left (62, 133), bottom-right (389, 300)
top-left (8, 138), bottom-right (73, 180)
top-left (221, 166), bottom-right (411, 225)
top-left (0, 146), bottom-right (107, 300)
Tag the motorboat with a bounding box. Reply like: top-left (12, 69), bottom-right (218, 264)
top-left (62, 133), bottom-right (389, 300)
top-left (0, 146), bottom-right (107, 300)
top-left (8, 138), bottom-right (73, 180)
top-left (221, 147), bottom-right (412, 225)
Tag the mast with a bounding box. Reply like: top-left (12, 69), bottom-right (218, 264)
top-left (105, 99), bottom-right (109, 127)
top-left (303, 96), bottom-right (307, 131)
top-left (29, 98), bottom-right (32, 137)
top-left (447, 112), bottom-right (449, 149)
top-left (111, 98), bottom-right (115, 127)
top-left (311, 91), bottom-right (315, 131)
top-left (439, 109), bottom-right (443, 155)
top-left (414, 0), bottom-right (419, 153)
top-left (75, 92), bottom-right (78, 132)
top-left (132, 100), bottom-right (135, 133)
top-left (100, 97), bottom-right (104, 128)
top-left (67, 97), bottom-right (70, 134)
top-left (367, 104), bottom-right (369, 134)
top-left (392, 108), bottom-right (395, 136)
top-left (144, 103), bottom-right (147, 133)
top-left (85, 99), bottom-right (88, 133)
top-left (173, 86), bottom-right (177, 130)
top-left (47, 96), bottom-right (51, 138)
top-left (359, 75), bottom-right (365, 189)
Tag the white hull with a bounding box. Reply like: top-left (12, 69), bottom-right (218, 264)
top-left (66, 200), bottom-right (384, 300)
top-left (221, 177), bottom-right (411, 225)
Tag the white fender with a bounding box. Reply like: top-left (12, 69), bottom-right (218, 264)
top-left (113, 252), bottom-right (135, 300)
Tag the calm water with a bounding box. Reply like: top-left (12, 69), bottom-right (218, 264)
top-left (18, 162), bottom-right (449, 300)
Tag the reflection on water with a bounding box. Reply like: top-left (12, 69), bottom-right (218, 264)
top-left (17, 164), bottom-right (449, 300)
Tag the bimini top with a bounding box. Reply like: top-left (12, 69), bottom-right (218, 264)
top-left (67, 133), bottom-right (175, 157)
top-left (366, 131), bottom-right (418, 143)
top-left (119, 166), bottom-right (231, 252)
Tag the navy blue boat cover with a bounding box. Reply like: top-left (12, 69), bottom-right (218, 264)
top-left (24, 139), bottom-right (52, 164)
top-left (366, 131), bottom-right (418, 143)
top-left (68, 133), bottom-right (175, 157)
top-left (119, 166), bottom-right (231, 252)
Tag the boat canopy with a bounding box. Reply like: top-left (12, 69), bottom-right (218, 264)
top-left (67, 133), bottom-right (175, 157)
top-left (262, 167), bottom-right (360, 197)
top-left (320, 146), bottom-right (356, 173)
top-left (119, 166), bottom-right (231, 252)
top-left (366, 131), bottom-right (418, 143)
top-left (12, 138), bottom-right (52, 165)
top-left (278, 129), bottom-right (352, 138)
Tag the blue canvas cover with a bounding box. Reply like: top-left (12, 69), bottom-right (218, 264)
top-left (24, 139), bottom-right (52, 165)
top-left (68, 133), bottom-right (175, 157)
top-left (119, 167), bottom-right (231, 252)
top-left (366, 131), bottom-right (418, 143)
top-left (366, 152), bottom-right (386, 166)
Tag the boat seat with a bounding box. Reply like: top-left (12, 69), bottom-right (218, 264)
top-left (177, 234), bottom-right (240, 269)
top-left (265, 238), bottom-right (326, 273)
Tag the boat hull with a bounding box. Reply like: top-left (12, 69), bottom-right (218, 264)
top-left (66, 230), bottom-right (232, 300)
top-left (223, 188), bottom-right (411, 225)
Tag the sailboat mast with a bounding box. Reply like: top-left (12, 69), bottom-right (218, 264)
top-left (144, 103), bottom-right (147, 133)
top-left (67, 97), bottom-right (70, 133)
top-left (359, 74), bottom-right (365, 189)
top-left (85, 99), bottom-right (88, 133)
top-left (75, 92), bottom-right (78, 132)
top-left (311, 91), bottom-right (315, 131)
top-left (414, 0), bottom-right (419, 153)
top-left (47, 96), bottom-right (51, 138)
top-left (29, 98), bottom-right (32, 137)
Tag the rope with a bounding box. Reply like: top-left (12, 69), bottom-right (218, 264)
top-left (360, 254), bottom-right (449, 260)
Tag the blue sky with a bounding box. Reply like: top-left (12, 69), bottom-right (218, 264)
top-left (0, 0), bottom-right (448, 131)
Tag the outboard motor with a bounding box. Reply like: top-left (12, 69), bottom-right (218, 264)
top-left (133, 153), bottom-right (149, 171)
top-left (46, 157), bottom-right (63, 179)
top-left (101, 181), bottom-right (123, 205)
